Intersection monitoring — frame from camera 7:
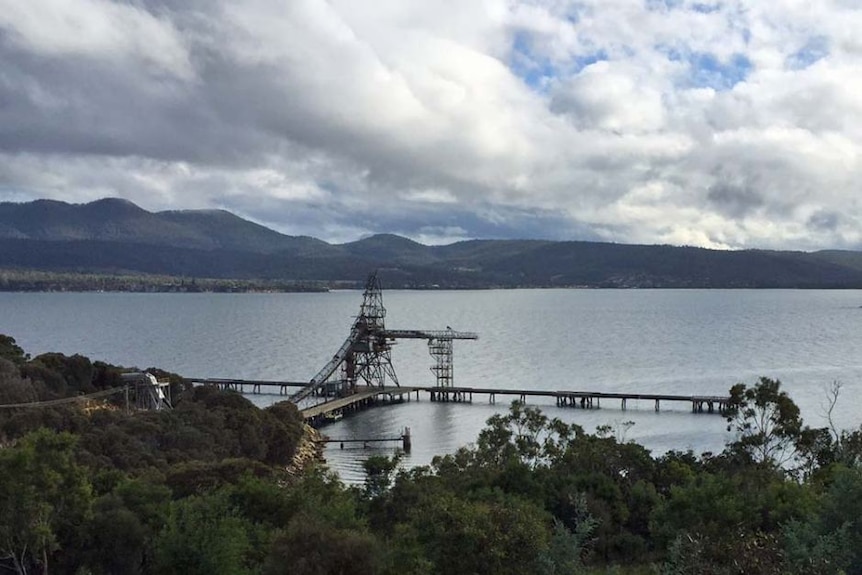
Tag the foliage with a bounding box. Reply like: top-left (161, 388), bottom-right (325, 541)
top-left (781, 518), bottom-right (851, 575)
top-left (538, 507), bottom-right (598, 575)
top-left (661, 530), bottom-right (785, 575)
top-left (0, 268), bottom-right (328, 293)
top-left (0, 357), bottom-right (36, 404)
top-left (0, 429), bottom-right (92, 575)
top-left (363, 454), bottom-right (401, 499)
top-left (152, 490), bottom-right (259, 575)
top-left (6, 337), bottom-right (862, 575)
top-left (263, 513), bottom-right (380, 575)
top-left (724, 377), bottom-right (811, 470)
top-left (0, 335), bottom-right (29, 364)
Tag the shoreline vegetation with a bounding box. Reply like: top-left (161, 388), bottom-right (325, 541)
top-left (8, 268), bottom-right (862, 293)
top-left (3, 333), bottom-right (862, 574)
top-left (0, 269), bottom-right (331, 293)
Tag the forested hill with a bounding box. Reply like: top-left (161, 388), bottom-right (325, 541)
top-left (4, 198), bottom-right (862, 288)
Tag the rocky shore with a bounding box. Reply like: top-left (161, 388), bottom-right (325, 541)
top-left (285, 423), bottom-right (326, 477)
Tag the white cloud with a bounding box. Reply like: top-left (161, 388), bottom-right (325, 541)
top-left (0, 0), bottom-right (861, 250)
top-left (550, 61), bottom-right (667, 132)
top-left (0, 0), bottom-right (193, 79)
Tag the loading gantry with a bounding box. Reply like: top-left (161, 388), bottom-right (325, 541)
top-left (289, 272), bottom-right (477, 404)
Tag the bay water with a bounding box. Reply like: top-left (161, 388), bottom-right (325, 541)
top-left (3, 289), bottom-right (862, 483)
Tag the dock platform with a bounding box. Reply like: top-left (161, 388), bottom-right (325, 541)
top-left (300, 386), bottom-right (417, 426)
top-left (186, 377), bottom-right (731, 424)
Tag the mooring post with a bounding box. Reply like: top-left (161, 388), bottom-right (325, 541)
top-left (402, 427), bottom-right (412, 452)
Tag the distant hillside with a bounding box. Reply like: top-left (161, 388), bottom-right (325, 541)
top-left (0, 197), bottom-right (331, 254)
top-left (806, 250), bottom-right (862, 273)
top-left (3, 198), bottom-right (862, 289)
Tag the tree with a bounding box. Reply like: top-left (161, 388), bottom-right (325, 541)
top-left (473, 401), bottom-right (580, 469)
top-left (0, 448), bottom-right (53, 574)
top-left (153, 490), bottom-right (259, 575)
top-left (538, 495), bottom-right (597, 575)
top-left (263, 513), bottom-right (380, 575)
top-left (0, 429), bottom-right (92, 575)
top-left (724, 377), bottom-right (808, 469)
top-left (363, 454), bottom-right (400, 499)
top-left (29, 353), bottom-right (95, 395)
top-left (0, 335), bottom-right (29, 364)
top-left (0, 357), bottom-right (36, 405)
top-left (404, 490), bottom-right (552, 575)
top-left (103, 478), bottom-right (173, 571)
top-left (805, 466), bottom-right (862, 573)
top-left (84, 493), bottom-right (149, 574)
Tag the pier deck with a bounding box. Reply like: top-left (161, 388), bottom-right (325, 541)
top-left (187, 377), bottom-right (308, 395)
top-left (188, 377), bottom-right (731, 423)
top-left (300, 386), bottom-right (417, 426)
top-left (403, 385), bottom-right (729, 414)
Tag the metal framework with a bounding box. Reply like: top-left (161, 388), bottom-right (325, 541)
top-left (289, 272), bottom-right (477, 404)
top-left (349, 273), bottom-right (400, 390)
top-left (120, 372), bottom-right (173, 411)
top-left (428, 334), bottom-right (455, 387)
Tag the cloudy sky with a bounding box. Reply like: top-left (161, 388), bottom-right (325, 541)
top-left (0, 0), bottom-right (860, 248)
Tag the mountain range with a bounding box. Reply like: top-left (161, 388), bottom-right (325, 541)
top-left (3, 197), bottom-right (862, 288)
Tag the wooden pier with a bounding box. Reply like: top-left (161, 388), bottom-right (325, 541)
top-left (410, 385), bottom-right (729, 414)
top-left (187, 377), bottom-right (731, 426)
top-left (317, 427), bottom-right (412, 452)
top-left (300, 386), bottom-right (418, 427)
top-left (187, 377), bottom-right (308, 395)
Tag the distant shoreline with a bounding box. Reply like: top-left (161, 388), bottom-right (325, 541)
top-left (5, 277), bottom-right (862, 293)
top-left (0, 270), bottom-right (332, 293)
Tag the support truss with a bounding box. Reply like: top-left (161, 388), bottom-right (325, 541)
top-left (289, 272), bottom-right (477, 404)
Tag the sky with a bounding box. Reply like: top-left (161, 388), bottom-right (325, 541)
top-left (0, 0), bottom-right (861, 249)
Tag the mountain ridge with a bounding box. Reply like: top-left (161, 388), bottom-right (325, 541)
top-left (0, 197), bottom-right (330, 255)
top-left (3, 198), bottom-right (862, 288)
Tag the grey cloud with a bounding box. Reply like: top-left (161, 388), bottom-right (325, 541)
top-left (222, 191), bottom-right (600, 245)
top-left (706, 182), bottom-right (765, 219)
top-left (807, 210), bottom-right (840, 232)
top-left (1, 0), bottom-right (862, 251)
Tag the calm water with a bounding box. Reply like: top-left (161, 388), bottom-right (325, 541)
top-left (3, 289), bottom-right (862, 483)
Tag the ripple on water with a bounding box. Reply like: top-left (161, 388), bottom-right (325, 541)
top-left (3, 289), bottom-right (862, 480)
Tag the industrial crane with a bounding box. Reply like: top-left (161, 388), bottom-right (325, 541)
top-left (289, 272), bottom-right (477, 404)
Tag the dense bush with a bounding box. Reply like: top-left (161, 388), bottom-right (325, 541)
top-left (5, 334), bottom-right (862, 574)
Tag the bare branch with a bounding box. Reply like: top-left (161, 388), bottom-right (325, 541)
top-left (821, 380), bottom-right (843, 444)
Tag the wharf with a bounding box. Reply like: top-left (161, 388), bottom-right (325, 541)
top-left (187, 378), bottom-right (730, 423)
top-left (301, 386), bottom-right (417, 426)
top-left (187, 377), bottom-right (307, 395)
top-left (317, 427), bottom-right (413, 452)
top-left (402, 385), bottom-right (729, 414)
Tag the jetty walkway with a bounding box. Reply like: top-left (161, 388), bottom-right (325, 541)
top-left (187, 378), bottom-right (731, 426)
